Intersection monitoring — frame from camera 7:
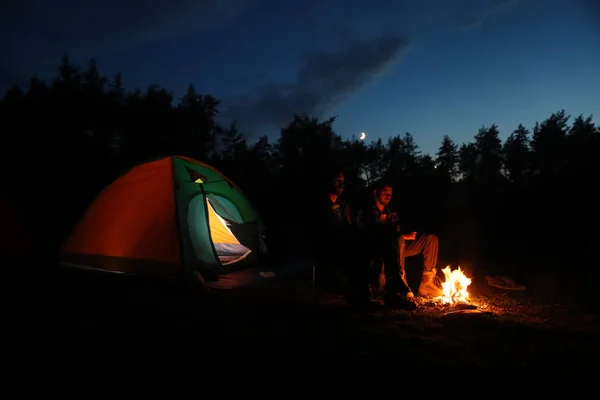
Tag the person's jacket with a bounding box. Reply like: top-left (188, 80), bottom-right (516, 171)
top-left (356, 202), bottom-right (400, 237)
top-left (311, 195), bottom-right (356, 260)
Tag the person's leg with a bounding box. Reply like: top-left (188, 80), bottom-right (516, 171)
top-left (352, 234), bottom-right (388, 304)
top-left (373, 258), bottom-right (386, 294)
top-left (382, 237), bottom-right (402, 289)
top-left (397, 236), bottom-right (413, 296)
top-left (378, 235), bottom-right (414, 299)
top-left (344, 235), bottom-right (378, 306)
top-left (365, 235), bottom-right (416, 309)
top-left (404, 233), bottom-right (439, 271)
top-left (404, 233), bottom-right (443, 298)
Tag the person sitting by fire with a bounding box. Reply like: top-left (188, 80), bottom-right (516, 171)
top-left (311, 167), bottom-right (372, 306)
top-left (355, 180), bottom-right (444, 305)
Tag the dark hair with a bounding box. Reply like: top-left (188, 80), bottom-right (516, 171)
top-left (373, 179), bottom-right (393, 193)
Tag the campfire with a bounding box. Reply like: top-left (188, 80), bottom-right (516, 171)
top-left (435, 265), bottom-right (472, 305)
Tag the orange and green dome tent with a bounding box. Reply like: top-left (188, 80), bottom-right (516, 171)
top-left (59, 156), bottom-right (266, 285)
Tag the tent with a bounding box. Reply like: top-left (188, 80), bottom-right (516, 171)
top-left (59, 156), bottom-right (268, 287)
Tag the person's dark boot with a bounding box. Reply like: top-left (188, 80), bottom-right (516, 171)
top-left (384, 292), bottom-right (417, 310)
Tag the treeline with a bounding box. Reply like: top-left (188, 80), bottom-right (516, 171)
top-left (1, 54), bottom-right (598, 272)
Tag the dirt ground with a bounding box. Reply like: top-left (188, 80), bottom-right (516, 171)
top-left (2, 262), bottom-right (599, 391)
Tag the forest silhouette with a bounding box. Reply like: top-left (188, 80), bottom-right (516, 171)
top-left (1, 54), bottom-right (598, 293)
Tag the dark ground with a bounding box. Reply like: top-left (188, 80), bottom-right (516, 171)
top-left (2, 256), bottom-right (599, 392)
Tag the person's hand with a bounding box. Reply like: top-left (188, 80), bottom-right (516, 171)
top-left (402, 231), bottom-right (417, 241)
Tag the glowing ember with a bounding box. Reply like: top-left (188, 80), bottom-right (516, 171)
top-left (436, 265), bottom-right (472, 304)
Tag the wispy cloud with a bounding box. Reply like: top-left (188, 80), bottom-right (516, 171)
top-left (221, 35), bottom-right (410, 139)
top-left (459, 0), bottom-right (521, 30)
top-left (0, 0), bottom-right (526, 135)
top-left (221, 0), bottom-right (525, 138)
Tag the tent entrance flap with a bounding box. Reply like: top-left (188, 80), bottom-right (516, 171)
top-left (205, 198), bottom-right (252, 266)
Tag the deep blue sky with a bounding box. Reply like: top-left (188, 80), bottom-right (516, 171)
top-left (1, 0), bottom-right (598, 155)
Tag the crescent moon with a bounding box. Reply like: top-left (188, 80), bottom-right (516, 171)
top-left (360, 132), bottom-right (366, 140)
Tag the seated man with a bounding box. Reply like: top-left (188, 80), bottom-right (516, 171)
top-left (311, 168), bottom-right (370, 305)
top-left (356, 180), bottom-right (443, 301)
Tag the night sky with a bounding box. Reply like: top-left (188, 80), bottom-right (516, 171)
top-left (1, 0), bottom-right (598, 155)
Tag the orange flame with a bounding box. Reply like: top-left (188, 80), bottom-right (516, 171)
top-left (436, 265), bottom-right (472, 304)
